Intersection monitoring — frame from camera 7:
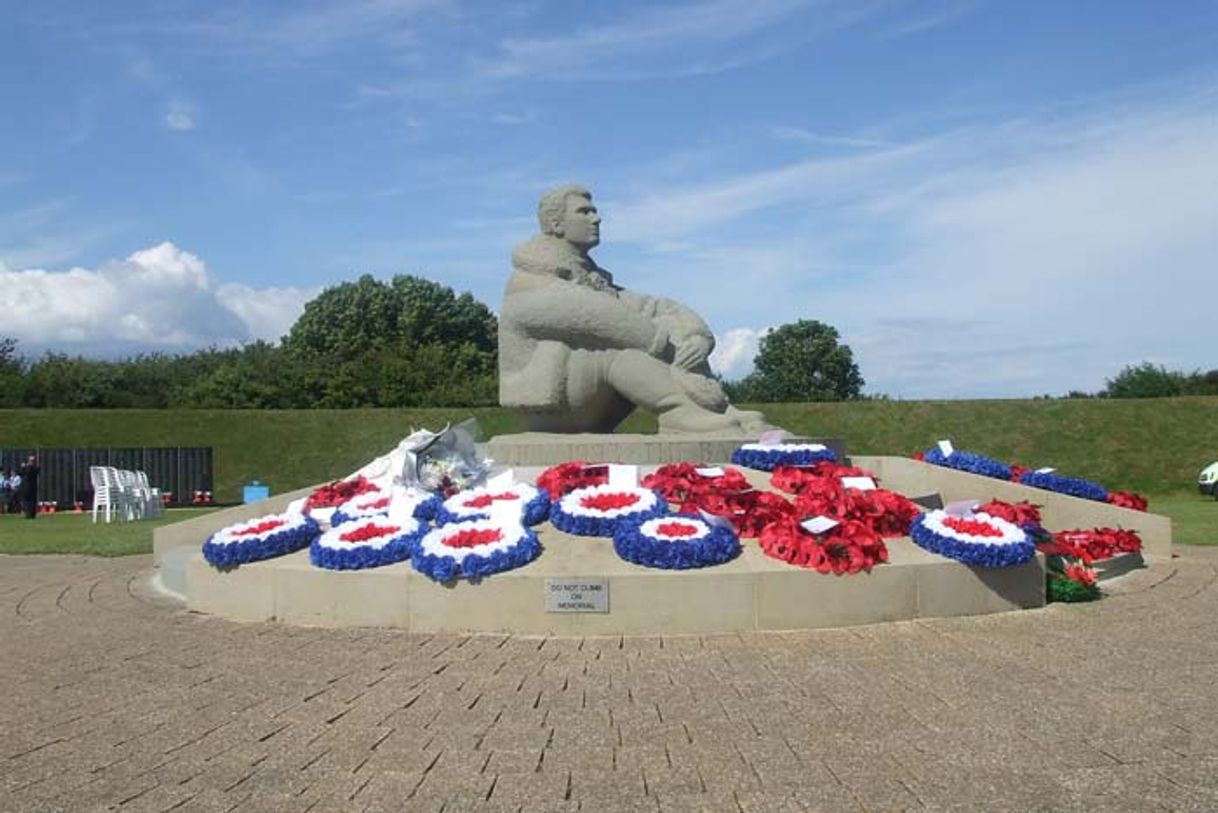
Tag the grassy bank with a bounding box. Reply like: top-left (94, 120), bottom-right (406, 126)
top-left (1, 397), bottom-right (1215, 501)
top-left (0, 508), bottom-right (220, 556)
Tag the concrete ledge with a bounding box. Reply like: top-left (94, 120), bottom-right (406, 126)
top-left (166, 454), bottom-right (1169, 634)
top-left (1093, 551), bottom-right (1145, 581)
top-left (183, 534), bottom-right (1046, 634)
top-left (854, 456), bottom-right (1172, 559)
top-left (487, 432), bottom-right (847, 465)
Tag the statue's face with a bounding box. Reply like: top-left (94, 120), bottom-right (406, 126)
top-left (556, 194), bottom-right (600, 249)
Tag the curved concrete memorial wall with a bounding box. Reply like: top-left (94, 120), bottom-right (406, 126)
top-left (152, 456), bottom-right (1169, 635)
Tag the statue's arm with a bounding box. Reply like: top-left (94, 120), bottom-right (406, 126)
top-left (503, 283), bottom-right (669, 355)
top-left (618, 290), bottom-right (715, 370)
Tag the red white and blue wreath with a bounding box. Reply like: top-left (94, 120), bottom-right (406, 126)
top-left (436, 483), bottom-right (550, 526)
top-left (731, 442), bottom-right (837, 472)
top-left (613, 515), bottom-right (741, 570)
top-left (910, 509), bottom-right (1035, 567)
top-left (332, 487), bottom-right (440, 526)
top-left (203, 512), bottom-right (320, 569)
top-left (411, 518), bottom-right (541, 582)
top-left (549, 484), bottom-right (667, 537)
top-left (311, 515), bottom-right (426, 570)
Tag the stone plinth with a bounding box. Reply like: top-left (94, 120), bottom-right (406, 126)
top-left (155, 454), bottom-right (1171, 635)
top-left (181, 533), bottom-right (1046, 634)
top-left (486, 432), bottom-right (847, 466)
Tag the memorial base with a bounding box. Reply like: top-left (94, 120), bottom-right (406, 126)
top-left (154, 451), bottom-right (1171, 635)
top-left (181, 531), bottom-right (1046, 634)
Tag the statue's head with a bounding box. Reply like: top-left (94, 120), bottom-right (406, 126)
top-left (538, 184), bottom-right (600, 251)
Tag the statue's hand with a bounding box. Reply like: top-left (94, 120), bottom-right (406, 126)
top-left (673, 334), bottom-right (712, 371)
top-left (647, 324), bottom-right (672, 358)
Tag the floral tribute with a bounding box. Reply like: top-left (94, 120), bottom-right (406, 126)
top-left (310, 515), bottom-right (425, 570)
top-left (436, 483), bottom-right (550, 527)
top-left (641, 462), bottom-right (794, 537)
top-left (1046, 560), bottom-right (1101, 603)
top-left (203, 512), bottom-right (320, 569)
top-left (910, 509), bottom-right (1035, 567)
top-left (642, 462), bottom-right (751, 501)
top-left (731, 442), bottom-right (836, 472)
top-left (758, 517), bottom-right (888, 575)
top-left (535, 461), bottom-right (609, 499)
top-left (975, 499), bottom-right (1049, 541)
top-left (613, 515), bottom-right (741, 570)
top-left (1040, 527), bottom-right (1142, 565)
top-left (305, 475), bottom-right (380, 511)
top-left (332, 488), bottom-right (439, 527)
top-left (549, 484), bottom-right (666, 537)
top-left (772, 463), bottom-right (920, 538)
top-left (707, 490), bottom-right (798, 538)
top-left (1106, 491), bottom-right (1149, 511)
top-left (410, 518), bottom-right (541, 582)
top-left (921, 447), bottom-right (1012, 480)
top-left (1018, 470), bottom-right (1108, 502)
top-left (918, 445), bottom-right (1149, 509)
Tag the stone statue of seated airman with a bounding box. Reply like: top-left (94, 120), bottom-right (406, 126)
top-left (498, 184), bottom-right (768, 434)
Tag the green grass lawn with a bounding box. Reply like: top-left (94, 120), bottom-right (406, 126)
top-left (0, 508), bottom-right (220, 557)
top-left (1146, 493), bottom-right (1218, 546)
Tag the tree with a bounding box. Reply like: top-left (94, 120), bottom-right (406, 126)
top-left (0, 337), bottom-right (24, 406)
top-left (283, 274), bottom-right (497, 360)
top-left (726, 319), bottom-right (864, 402)
top-left (281, 273), bottom-right (498, 407)
top-left (1102, 362), bottom-right (1184, 398)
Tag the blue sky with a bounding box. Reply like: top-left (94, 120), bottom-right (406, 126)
top-left (2, 0), bottom-right (1217, 397)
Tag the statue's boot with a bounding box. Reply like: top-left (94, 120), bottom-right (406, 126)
top-left (725, 406), bottom-right (772, 434)
top-left (657, 404), bottom-right (747, 434)
top-left (672, 368), bottom-right (730, 412)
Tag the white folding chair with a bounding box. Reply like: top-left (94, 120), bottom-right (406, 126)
top-left (109, 467), bottom-right (139, 521)
top-left (136, 470), bottom-right (162, 518)
top-left (90, 466), bottom-right (120, 524)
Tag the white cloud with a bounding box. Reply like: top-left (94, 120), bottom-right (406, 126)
top-left (710, 327), bottom-right (767, 379)
top-left (0, 242), bottom-right (314, 354)
top-left (608, 143), bottom-right (926, 243)
top-left (164, 106), bottom-right (195, 131)
top-left (479, 0), bottom-right (892, 81)
top-left (605, 81), bottom-right (1218, 396)
top-left (217, 283), bottom-right (316, 343)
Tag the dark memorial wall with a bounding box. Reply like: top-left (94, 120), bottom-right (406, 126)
top-left (0, 447), bottom-right (213, 507)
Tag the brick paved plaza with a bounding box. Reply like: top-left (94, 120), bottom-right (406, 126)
top-left (3, 550), bottom-right (1218, 811)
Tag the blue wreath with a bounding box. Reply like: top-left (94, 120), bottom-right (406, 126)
top-left (203, 516), bottom-right (320, 569)
top-left (550, 491), bottom-right (667, 537)
top-left (613, 515), bottom-right (741, 570)
top-left (730, 445), bottom-right (837, 472)
top-left (1018, 470), bottom-right (1109, 502)
top-left (922, 447), bottom-right (1012, 480)
top-left (410, 527), bottom-right (541, 583)
top-left (332, 493), bottom-right (440, 526)
top-left (435, 490), bottom-right (551, 527)
top-left (909, 513), bottom-right (1035, 567)
top-left (310, 525), bottom-right (426, 571)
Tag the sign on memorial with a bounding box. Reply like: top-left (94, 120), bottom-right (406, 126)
top-left (545, 579), bottom-right (610, 613)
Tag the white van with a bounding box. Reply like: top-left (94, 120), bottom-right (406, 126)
top-left (1201, 462), bottom-right (1218, 497)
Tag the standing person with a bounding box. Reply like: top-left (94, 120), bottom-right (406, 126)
top-left (7, 469), bottom-right (21, 514)
top-left (18, 454), bottom-right (39, 519)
